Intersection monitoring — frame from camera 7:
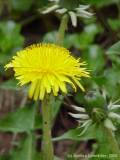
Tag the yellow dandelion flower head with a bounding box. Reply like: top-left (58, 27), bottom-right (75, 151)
top-left (5, 43), bottom-right (90, 100)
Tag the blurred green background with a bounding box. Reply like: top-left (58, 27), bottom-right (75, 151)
top-left (0, 0), bottom-right (120, 160)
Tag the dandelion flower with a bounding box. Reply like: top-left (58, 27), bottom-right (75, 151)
top-left (5, 43), bottom-right (90, 100)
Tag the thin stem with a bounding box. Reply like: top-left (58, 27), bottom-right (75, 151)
top-left (57, 14), bottom-right (69, 45)
top-left (41, 96), bottom-right (54, 160)
top-left (105, 127), bottom-right (120, 160)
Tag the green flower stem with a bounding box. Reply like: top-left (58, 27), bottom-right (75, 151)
top-left (41, 96), bottom-right (54, 160)
top-left (41, 14), bottom-right (68, 160)
top-left (57, 14), bottom-right (69, 45)
top-left (105, 127), bottom-right (120, 160)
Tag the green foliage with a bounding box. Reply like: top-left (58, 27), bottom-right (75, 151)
top-left (85, 91), bottom-right (106, 109)
top-left (0, 21), bottom-right (24, 53)
top-left (0, 79), bottom-right (19, 90)
top-left (81, 0), bottom-right (120, 7)
top-left (107, 41), bottom-right (120, 55)
top-left (51, 96), bottom-right (63, 120)
top-left (54, 123), bottom-right (114, 158)
top-left (35, 0), bottom-right (48, 8)
top-left (59, 0), bottom-right (80, 10)
top-left (9, 0), bottom-right (34, 12)
top-left (43, 24), bottom-right (102, 49)
top-left (0, 104), bottom-right (41, 133)
top-left (1, 0), bottom-right (120, 159)
top-left (103, 68), bottom-right (120, 100)
top-left (82, 45), bottom-right (105, 73)
top-left (53, 123), bottom-right (99, 141)
top-left (0, 21), bottom-right (24, 64)
top-left (11, 134), bottom-right (40, 160)
top-left (43, 31), bottom-right (57, 44)
top-left (108, 19), bottom-right (120, 31)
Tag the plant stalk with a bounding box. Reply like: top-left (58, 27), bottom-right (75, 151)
top-left (105, 127), bottom-right (120, 160)
top-left (41, 96), bottom-right (54, 160)
top-left (57, 14), bottom-right (69, 45)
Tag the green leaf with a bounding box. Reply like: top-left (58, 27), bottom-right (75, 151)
top-left (51, 96), bottom-right (63, 120)
top-left (0, 21), bottom-right (24, 65)
top-left (59, 0), bottom-right (80, 10)
top-left (106, 41), bottom-right (120, 67)
top-left (108, 19), bottom-right (120, 31)
top-left (0, 21), bottom-right (24, 54)
top-left (53, 123), bottom-right (100, 141)
top-left (78, 24), bottom-right (102, 48)
top-left (0, 155), bottom-right (12, 160)
top-left (9, 0), bottom-right (34, 11)
top-left (65, 34), bottom-right (79, 48)
top-left (107, 41), bottom-right (120, 55)
top-left (12, 134), bottom-right (41, 160)
top-left (81, 0), bottom-right (120, 8)
top-left (56, 123), bottom-right (114, 159)
top-left (67, 24), bottom-right (102, 49)
top-left (0, 79), bottom-right (19, 90)
top-left (43, 24), bottom-right (102, 49)
top-left (43, 31), bottom-right (57, 44)
top-left (34, 0), bottom-right (48, 9)
top-left (74, 92), bottom-right (85, 105)
top-left (89, 126), bottom-right (116, 160)
top-left (0, 134), bottom-right (42, 160)
top-left (43, 31), bottom-right (79, 48)
top-left (93, 76), bottom-right (106, 86)
top-left (85, 90), bottom-right (106, 110)
top-left (12, 134), bottom-right (34, 160)
top-left (104, 68), bottom-right (120, 85)
top-left (103, 68), bottom-right (120, 100)
top-left (11, 133), bottom-right (60, 160)
top-left (0, 104), bottom-right (42, 133)
top-left (82, 45), bottom-right (105, 73)
top-left (90, 142), bottom-right (111, 160)
top-left (104, 41), bottom-right (120, 100)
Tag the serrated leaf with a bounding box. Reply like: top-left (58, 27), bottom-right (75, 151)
top-left (0, 104), bottom-right (42, 133)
